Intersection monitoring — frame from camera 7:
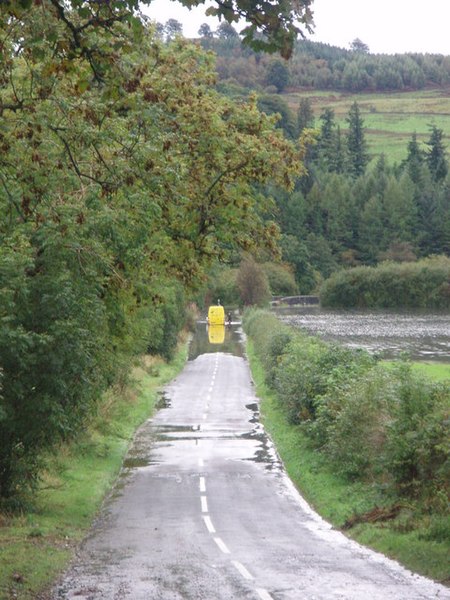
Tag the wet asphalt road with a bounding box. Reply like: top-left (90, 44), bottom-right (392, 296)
top-left (53, 326), bottom-right (449, 600)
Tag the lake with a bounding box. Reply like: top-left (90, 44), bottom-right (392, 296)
top-left (273, 306), bottom-right (450, 362)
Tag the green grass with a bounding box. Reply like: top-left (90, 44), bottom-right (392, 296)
top-left (406, 361), bottom-right (449, 382)
top-left (285, 87), bottom-right (450, 163)
top-left (382, 360), bottom-right (450, 383)
top-left (247, 340), bottom-right (450, 585)
top-left (0, 346), bottom-right (188, 600)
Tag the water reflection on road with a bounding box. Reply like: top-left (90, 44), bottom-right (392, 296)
top-left (188, 321), bottom-right (244, 360)
top-left (275, 306), bottom-right (450, 362)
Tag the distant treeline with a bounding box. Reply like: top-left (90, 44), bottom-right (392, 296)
top-left (199, 35), bottom-right (450, 93)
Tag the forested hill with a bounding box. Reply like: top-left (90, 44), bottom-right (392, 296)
top-left (199, 35), bottom-right (450, 93)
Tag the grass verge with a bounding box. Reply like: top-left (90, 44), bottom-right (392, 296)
top-left (246, 340), bottom-right (450, 585)
top-left (0, 345), bottom-right (188, 600)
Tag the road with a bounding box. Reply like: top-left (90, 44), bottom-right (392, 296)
top-left (53, 327), bottom-right (449, 599)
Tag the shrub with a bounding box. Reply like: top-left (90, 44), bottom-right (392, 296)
top-left (320, 255), bottom-right (450, 309)
top-left (244, 310), bottom-right (449, 509)
top-left (262, 262), bottom-right (298, 296)
top-left (322, 366), bottom-right (395, 479)
top-left (236, 255), bottom-right (271, 307)
top-left (206, 267), bottom-right (240, 307)
top-left (242, 309), bottom-right (291, 384)
top-left (382, 364), bottom-right (449, 499)
top-left (0, 235), bottom-right (110, 501)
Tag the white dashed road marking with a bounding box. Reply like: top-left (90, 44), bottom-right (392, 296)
top-left (232, 560), bottom-right (254, 581)
top-left (256, 589), bottom-right (273, 600)
top-left (200, 495), bottom-right (208, 513)
top-left (203, 515), bottom-right (216, 534)
top-left (214, 537), bottom-right (230, 554)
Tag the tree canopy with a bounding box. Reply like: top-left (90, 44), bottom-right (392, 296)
top-left (0, 2), bottom-right (305, 499)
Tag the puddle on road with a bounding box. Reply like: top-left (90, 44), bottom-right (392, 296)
top-left (155, 391), bottom-right (171, 409)
top-left (115, 319), bottom-right (280, 493)
top-left (188, 321), bottom-right (244, 360)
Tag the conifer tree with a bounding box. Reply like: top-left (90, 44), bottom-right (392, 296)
top-left (346, 102), bottom-right (369, 178)
top-left (297, 97), bottom-right (314, 134)
top-left (426, 126), bottom-right (448, 183)
top-left (403, 132), bottom-right (426, 185)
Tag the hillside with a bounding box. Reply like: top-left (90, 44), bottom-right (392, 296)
top-left (200, 36), bottom-right (450, 163)
top-left (284, 87), bottom-right (450, 163)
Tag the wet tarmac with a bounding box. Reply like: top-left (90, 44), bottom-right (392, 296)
top-left (52, 322), bottom-right (450, 599)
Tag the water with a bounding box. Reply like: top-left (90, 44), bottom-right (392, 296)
top-left (188, 321), bottom-right (245, 360)
top-left (274, 306), bottom-right (450, 362)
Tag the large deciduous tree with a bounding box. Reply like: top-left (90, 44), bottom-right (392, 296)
top-left (0, 4), bottom-right (304, 499)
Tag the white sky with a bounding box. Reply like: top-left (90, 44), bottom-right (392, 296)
top-left (143, 0), bottom-right (450, 55)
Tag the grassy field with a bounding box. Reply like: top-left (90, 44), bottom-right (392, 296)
top-left (0, 346), bottom-right (188, 600)
top-left (284, 86), bottom-right (450, 163)
top-left (384, 360), bottom-right (450, 382)
top-left (247, 341), bottom-right (450, 585)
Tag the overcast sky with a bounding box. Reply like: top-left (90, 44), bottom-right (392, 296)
top-left (144, 0), bottom-right (450, 55)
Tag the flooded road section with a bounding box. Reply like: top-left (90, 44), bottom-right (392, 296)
top-left (53, 323), bottom-right (449, 599)
top-left (276, 307), bottom-right (450, 362)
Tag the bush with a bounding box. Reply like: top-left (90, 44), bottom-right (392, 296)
top-left (236, 255), bottom-right (271, 307)
top-left (243, 310), bottom-right (449, 509)
top-left (243, 309), bottom-right (291, 383)
top-left (322, 366), bottom-right (394, 479)
top-left (206, 267), bottom-right (240, 307)
top-left (382, 364), bottom-right (449, 499)
top-left (146, 282), bottom-right (187, 361)
top-left (0, 235), bottom-right (110, 501)
top-left (262, 262), bottom-right (298, 296)
top-left (320, 255), bottom-right (450, 309)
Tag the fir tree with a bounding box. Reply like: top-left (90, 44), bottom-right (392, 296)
top-left (426, 126), bottom-right (448, 183)
top-left (346, 102), bottom-right (369, 178)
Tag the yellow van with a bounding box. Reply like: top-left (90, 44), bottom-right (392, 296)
top-left (207, 305), bottom-right (225, 325)
top-left (208, 324), bottom-right (225, 344)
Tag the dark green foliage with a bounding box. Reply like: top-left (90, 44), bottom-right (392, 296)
top-left (257, 95), bottom-right (297, 139)
top-left (262, 262), bottom-right (298, 296)
top-left (426, 126), bottom-right (448, 183)
top-left (280, 235), bottom-right (317, 293)
top-left (265, 60), bottom-right (290, 92)
top-left (146, 283), bottom-right (187, 361)
top-left (271, 128), bottom-right (448, 287)
top-left (346, 102), bottom-right (369, 178)
top-left (242, 309), bottom-right (292, 387)
top-left (0, 8), bottom-right (302, 504)
top-left (0, 233), bottom-right (110, 499)
top-left (244, 309), bottom-right (449, 509)
top-left (382, 364), bottom-right (449, 498)
top-left (320, 256), bottom-right (450, 309)
top-left (204, 267), bottom-right (240, 307)
top-left (297, 97), bottom-right (314, 134)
